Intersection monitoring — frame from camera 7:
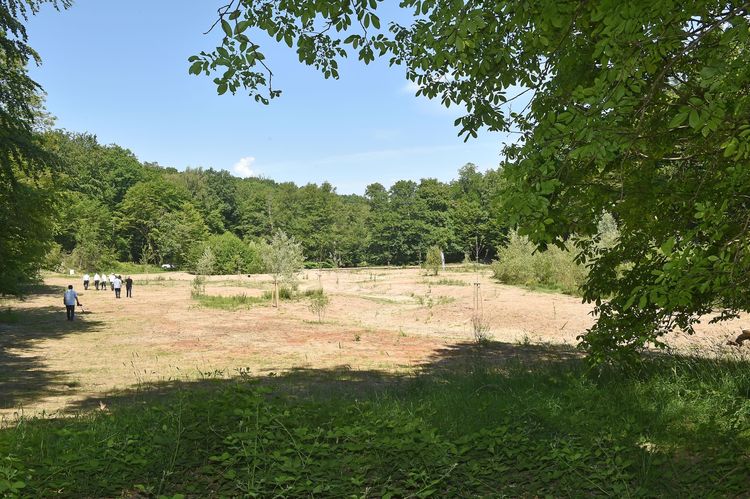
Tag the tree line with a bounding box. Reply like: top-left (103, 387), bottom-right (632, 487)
top-left (40, 130), bottom-right (506, 275)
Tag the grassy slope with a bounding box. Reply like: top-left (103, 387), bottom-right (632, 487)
top-left (1, 351), bottom-right (749, 497)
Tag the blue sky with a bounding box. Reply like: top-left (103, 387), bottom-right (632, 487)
top-left (28, 1), bottom-right (513, 194)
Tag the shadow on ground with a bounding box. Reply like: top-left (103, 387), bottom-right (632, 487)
top-left (60, 340), bottom-right (584, 414)
top-left (0, 302), bottom-right (104, 410)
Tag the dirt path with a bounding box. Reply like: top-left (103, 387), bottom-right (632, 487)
top-left (0, 268), bottom-right (745, 419)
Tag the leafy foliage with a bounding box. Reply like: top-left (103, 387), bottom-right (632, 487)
top-left (0, 0), bottom-right (70, 295)
top-left (262, 230), bottom-right (305, 288)
top-left (307, 287), bottom-right (330, 322)
top-left (492, 231), bottom-right (587, 296)
top-left (424, 245), bottom-right (442, 276)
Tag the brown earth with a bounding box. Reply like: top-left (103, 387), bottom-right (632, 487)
top-left (0, 267), bottom-right (747, 420)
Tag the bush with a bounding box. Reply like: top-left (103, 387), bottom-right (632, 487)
top-left (307, 288), bottom-right (330, 322)
top-left (491, 231), bottom-right (587, 295)
top-left (424, 246), bottom-right (442, 276)
top-left (188, 233), bottom-right (263, 275)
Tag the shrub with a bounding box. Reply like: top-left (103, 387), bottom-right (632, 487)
top-left (424, 246), bottom-right (442, 276)
top-left (188, 233), bottom-right (263, 275)
top-left (492, 231), bottom-right (587, 295)
top-left (307, 288), bottom-right (330, 322)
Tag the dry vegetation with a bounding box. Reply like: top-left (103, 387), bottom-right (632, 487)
top-left (0, 267), bottom-right (746, 419)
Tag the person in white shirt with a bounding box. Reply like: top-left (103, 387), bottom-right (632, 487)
top-left (94, 273), bottom-right (101, 290)
top-left (63, 285), bottom-right (82, 321)
top-left (112, 275), bottom-right (122, 298)
top-left (100, 273), bottom-right (108, 291)
top-left (109, 273), bottom-right (116, 291)
top-left (82, 273), bottom-right (90, 290)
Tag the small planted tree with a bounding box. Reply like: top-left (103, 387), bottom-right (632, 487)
top-left (424, 246), bottom-right (442, 276)
top-left (308, 288), bottom-right (330, 323)
top-left (192, 246), bottom-right (215, 297)
top-left (261, 230), bottom-right (305, 307)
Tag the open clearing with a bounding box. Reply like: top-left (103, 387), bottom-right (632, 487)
top-left (1, 267), bottom-right (746, 419)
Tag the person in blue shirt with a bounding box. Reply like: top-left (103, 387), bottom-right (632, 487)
top-left (63, 285), bottom-right (82, 321)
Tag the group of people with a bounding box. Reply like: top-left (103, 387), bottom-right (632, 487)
top-left (65, 273), bottom-right (134, 321)
top-left (81, 273), bottom-right (133, 298)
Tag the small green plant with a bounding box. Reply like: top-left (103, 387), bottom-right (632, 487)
top-left (424, 245), bottom-right (442, 276)
top-left (353, 333), bottom-right (361, 341)
top-left (191, 247), bottom-right (216, 297)
top-left (307, 288), bottom-right (330, 323)
top-left (471, 314), bottom-right (492, 344)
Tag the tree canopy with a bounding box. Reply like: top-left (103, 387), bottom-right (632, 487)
top-left (0, 0), bottom-right (70, 295)
top-left (193, 0), bottom-right (750, 363)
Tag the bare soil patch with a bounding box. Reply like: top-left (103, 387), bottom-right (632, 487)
top-left (0, 268), bottom-right (746, 418)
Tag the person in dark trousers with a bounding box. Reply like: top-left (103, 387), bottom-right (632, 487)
top-left (125, 276), bottom-right (133, 298)
top-left (93, 273), bottom-right (100, 290)
top-left (63, 285), bottom-right (82, 321)
top-left (113, 275), bottom-right (122, 298)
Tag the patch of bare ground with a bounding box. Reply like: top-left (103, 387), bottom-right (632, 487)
top-left (0, 267), bottom-right (747, 419)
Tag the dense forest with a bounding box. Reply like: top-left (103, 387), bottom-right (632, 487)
top-left (41, 130), bottom-right (505, 274)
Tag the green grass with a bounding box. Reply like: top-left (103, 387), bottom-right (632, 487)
top-left (1, 352), bottom-right (749, 497)
top-left (193, 293), bottom-right (266, 310)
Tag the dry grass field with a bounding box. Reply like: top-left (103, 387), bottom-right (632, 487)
top-left (1, 267), bottom-right (746, 420)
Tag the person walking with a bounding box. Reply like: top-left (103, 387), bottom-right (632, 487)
top-left (109, 273), bottom-right (116, 291)
top-left (125, 276), bottom-right (133, 298)
top-left (94, 273), bottom-right (100, 290)
top-left (82, 273), bottom-right (90, 290)
top-left (113, 275), bottom-right (122, 298)
top-left (63, 285), bottom-right (82, 321)
top-left (100, 273), bottom-right (108, 291)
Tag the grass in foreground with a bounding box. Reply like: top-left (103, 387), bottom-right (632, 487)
top-left (1, 351), bottom-right (749, 497)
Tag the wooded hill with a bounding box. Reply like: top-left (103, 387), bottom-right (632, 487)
top-left (44, 130), bottom-right (505, 273)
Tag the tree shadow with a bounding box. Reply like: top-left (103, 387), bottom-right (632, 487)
top-left (0, 305), bottom-right (104, 411)
top-left (10, 339), bottom-right (750, 496)
top-left (17, 283), bottom-right (68, 298)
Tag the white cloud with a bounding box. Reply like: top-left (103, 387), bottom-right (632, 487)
top-left (232, 156), bottom-right (257, 178)
top-left (401, 80), bottom-right (422, 94)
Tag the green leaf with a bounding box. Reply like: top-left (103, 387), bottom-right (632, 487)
top-left (188, 61), bottom-right (203, 75)
top-left (221, 19), bottom-right (232, 38)
top-left (668, 111), bottom-right (688, 129)
top-left (688, 109), bottom-right (700, 129)
top-left (660, 237), bottom-right (675, 256)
